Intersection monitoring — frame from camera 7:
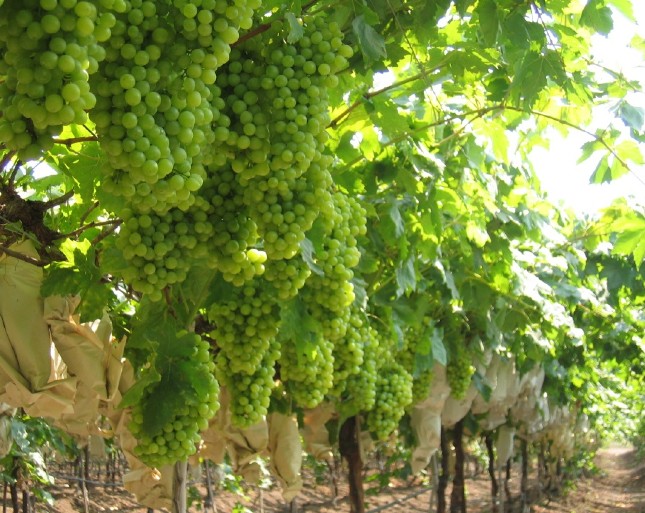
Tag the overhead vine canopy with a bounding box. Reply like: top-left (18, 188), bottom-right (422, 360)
top-left (0, 0), bottom-right (643, 493)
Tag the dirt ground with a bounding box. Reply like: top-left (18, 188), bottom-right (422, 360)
top-left (40, 446), bottom-right (645, 513)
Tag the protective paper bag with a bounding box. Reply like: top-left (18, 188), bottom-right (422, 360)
top-left (200, 387), bottom-right (268, 482)
top-left (268, 412), bottom-right (303, 502)
top-left (0, 415), bottom-right (13, 458)
top-left (471, 355), bottom-right (501, 415)
top-left (496, 425), bottom-right (515, 465)
top-left (0, 241), bottom-right (78, 418)
top-left (410, 407), bottom-right (441, 473)
top-left (441, 383), bottom-right (477, 428)
top-left (302, 402), bottom-right (334, 462)
top-left (0, 240), bottom-right (51, 391)
top-left (45, 296), bottom-right (125, 401)
top-left (415, 363), bottom-right (451, 411)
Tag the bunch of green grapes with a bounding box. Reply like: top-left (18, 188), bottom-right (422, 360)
top-left (343, 324), bottom-right (380, 412)
top-left (329, 307), bottom-right (366, 397)
top-left (210, 15), bottom-right (352, 181)
top-left (113, 198), bottom-right (215, 301)
top-left (91, 0), bottom-right (261, 214)
top-left (199, 168), bottom-right (266, 286)
top-left (366, 362), bottom-right (413, 441)
top-left (263, 256), bottom-right (311, 300)
top-left (295, 192), bottom-right (367, 344)
top-left (397, 325), bottom-right (435, 404)
top-left (302, 192), bottom-right (366, 313)
top-left (446, 344), bottom-right (475, 400)
top-left (215, 338), bottom-right (280, 427)
top-left (128, 332), bottom-right (219, 468)
top-left (0, 0), bottom-right (111, 159)
top-left (243, 157), bottom-right (334, 260)
top-left (279, 333), bottom-right (334, 409)
top-left (207, 281), bottom-right (280, 375)
top-left (204, 14), bottom-right (352, 260)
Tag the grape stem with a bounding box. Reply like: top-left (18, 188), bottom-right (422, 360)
top-left (0, 245), bottom-right (47, 266)
top-left (90, 219), bottom-right (122, 245)
top-left (0, 151), bottom-right (16, 174)
top-left (52, 136), bottom-right (98, 145)
top-left (57, 218), bottom-right (121, 239)
top-left (234, 0), bottom-right (322, 47)
top-left (79, 201), bottom-right (100, 225)
top-left (328, 66), bottom-right (448, 129)
top-left (42, 190), bottom-right (75, 210)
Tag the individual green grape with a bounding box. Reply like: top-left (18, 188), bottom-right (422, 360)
top-left (279, 333), bottom-right (334, 409)
top-left (128, 332), bottom-right (220, 468)
top-left (446, 344), bottom-right (475, 400)
top-left (366, 361), bottom-right (413, 441)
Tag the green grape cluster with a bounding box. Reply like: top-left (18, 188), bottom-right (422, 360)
top-left (366, 362), bottom-right (413, 441)
top-left (297, 191), bottom-right (367, 344)
top-left (446, 344), bottom-right (475, 400)
top-left (208, 280), bottom-right (281, 427)
top-left (243, 158), bottom-right (333, 260)
top-left (263, 256), bottom-right (311, 300)
top-left (330, 307), bottom-right (366, 397)
top-left (303, 192), bottom-right (366, 313)
top-left (211, 16), bottom-right (352, 180)
top-left (205, 15), bottom-right (352, 260)
top-left (208, 281), bottom-right (280, 375)
top-left (215, 338), bottom-right (280, 427)
top-left (199, 168), bottom-right (266, 286)
top-left (343, 324), bottom-right (380, 412)
top-left (0, 0), bottom-right (110, 159)
top-left (114, 199), bottom-right (214, 301)
top-left (279, 333), bottom-right (334, 409)
top-left (398, 325), bottom-right (435, 404)
top-left (128, 332), bottom-right (219, 468)
top-left (91, 0), bottom-right (261, 214)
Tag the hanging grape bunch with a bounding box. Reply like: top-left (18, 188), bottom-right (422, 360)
top-left (127, 331), bottom-right (220, 468)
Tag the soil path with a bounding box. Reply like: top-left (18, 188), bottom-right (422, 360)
top-left (531, 447), bottom-right (645, 513)
top-left (44, 446), bottom-right (645, 513)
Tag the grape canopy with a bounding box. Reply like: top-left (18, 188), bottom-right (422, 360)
top-left (0, 0), bottom-right (643, 512)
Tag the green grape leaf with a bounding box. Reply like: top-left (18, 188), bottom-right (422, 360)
top-left (279, 297), bottom-right (321, 348)
top-left (617, 101), bottom-right (645, 130)
top-left (580, 0), bottom-right (613, 35)
top-left (611, 212), bottom-right (645, 264)
top-left (157, 328), bottom-right (197, 361)
top-left (285, 12), bottom-right (304, 43)
top-left (300, 238), bottom-right (324, 276)
top-left (141, 374), bottom-right (188, 437)
top-left (395, 256), bottom-right (416, 297)
top-left (41, 240), bottom-right (110, 321)
top-left (472, 371), bottom-right (492, 401)
top-left (352, 15), bottom-right (386, 61)
top-left (388, 200), bottom-right (405, 238)
top-left (431, 327), bottom-right (447, 366)
top-left (205, 273), bottom-right (238, 305)
top-left (119, 366), bottom-right (161, 409)
top-left (475, 0), bottom-right (499, 46)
